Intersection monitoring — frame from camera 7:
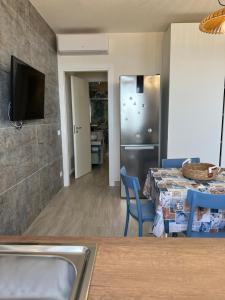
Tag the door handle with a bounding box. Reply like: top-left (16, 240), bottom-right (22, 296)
top-left (74, 125), bottom-right (82, 134)
top-left (124, 145), bottom-right (155, 150)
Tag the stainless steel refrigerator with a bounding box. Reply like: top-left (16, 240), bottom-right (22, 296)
top-left (120, 75), bottom-right (160, 197)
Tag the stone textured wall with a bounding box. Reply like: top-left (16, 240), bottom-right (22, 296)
top-left (0, 0), bottom-right (63, 234)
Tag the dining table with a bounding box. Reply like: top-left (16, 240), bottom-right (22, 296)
top-left (143, 167), bottom-right (225, 237)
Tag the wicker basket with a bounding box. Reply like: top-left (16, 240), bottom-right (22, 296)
top-left (182, 163), bottom-right (221, 181)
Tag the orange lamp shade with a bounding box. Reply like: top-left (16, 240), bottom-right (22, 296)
top-left (200, 7), bottom-right (225, 34)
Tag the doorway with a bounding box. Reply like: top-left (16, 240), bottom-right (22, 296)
top-left (65, 71), bottom-right (109, 181)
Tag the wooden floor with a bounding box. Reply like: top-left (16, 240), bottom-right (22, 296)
top-left (25, 160), bottom-right (152, 237)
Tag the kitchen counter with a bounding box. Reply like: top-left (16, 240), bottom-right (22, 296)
top-left (1, 236), bottom-right (225, 299)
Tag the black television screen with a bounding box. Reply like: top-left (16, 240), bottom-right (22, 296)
top-left (10, 56), bottom-right (45, 121)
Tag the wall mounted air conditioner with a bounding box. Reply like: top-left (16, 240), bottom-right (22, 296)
top-left (57, 34), bottom-right (109, 55)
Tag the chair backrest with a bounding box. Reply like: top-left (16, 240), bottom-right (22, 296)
top-left (120, 167), bottom-right (142, 219)
top-left (120, 166), bottom-right (127, 176)
top-left (187, 189), bottom-right (225, 237)
top-left (161, 157), bottom-right (200, 168)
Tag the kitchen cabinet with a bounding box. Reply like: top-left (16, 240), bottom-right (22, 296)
top-left (91, 130), bottom-right (104, 165)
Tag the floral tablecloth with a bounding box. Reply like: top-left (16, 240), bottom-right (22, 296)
top-left (143, 168), bottom-right (225, 237)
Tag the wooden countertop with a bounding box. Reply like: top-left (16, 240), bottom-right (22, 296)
top-left (1, 236), bottom-right (225, 299)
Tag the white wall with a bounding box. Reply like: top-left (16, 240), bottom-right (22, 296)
top-left (73, 72), bottom-right (107, 82)
top-left (167, 23), bottom-right (225, 165)
top-left (58, 32), bottom-right (163, 185)
top-left (221, 84), bottom-right (225, 166)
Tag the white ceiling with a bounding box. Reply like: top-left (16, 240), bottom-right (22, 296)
top-left (30, 0), bottom-right (221, 33)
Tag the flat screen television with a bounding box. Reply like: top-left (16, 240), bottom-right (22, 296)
top-left (10, 56), bottom-right (45, 121)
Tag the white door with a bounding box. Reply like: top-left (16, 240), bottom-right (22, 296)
top-left (71, 76), bottom-right (91, 178)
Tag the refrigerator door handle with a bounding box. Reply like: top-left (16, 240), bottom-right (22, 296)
top-left (124, 145), bottom-right (155, 150)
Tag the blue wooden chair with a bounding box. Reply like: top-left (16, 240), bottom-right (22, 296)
top-left (186, 189), bottom-right (225, 238)
top-left (161, 157), bottom-right (200, 168)
top-left (120, 166), bottom-right (155, 237)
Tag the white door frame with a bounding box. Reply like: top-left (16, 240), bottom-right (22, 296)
top-left (58, 62), bottom-right (114, 186)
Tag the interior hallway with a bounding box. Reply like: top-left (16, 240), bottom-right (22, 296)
top-left (25, 161), bottom-right (151, 237)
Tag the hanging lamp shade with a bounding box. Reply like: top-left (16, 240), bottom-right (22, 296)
top-left (200, 7), bottom-right (225, 34)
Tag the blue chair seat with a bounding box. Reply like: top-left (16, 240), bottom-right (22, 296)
top-left (129, 200), bottom-right (155, 222)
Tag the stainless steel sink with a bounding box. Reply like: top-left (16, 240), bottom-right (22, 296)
top-left (0, 244), bottom-right (96, 300)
